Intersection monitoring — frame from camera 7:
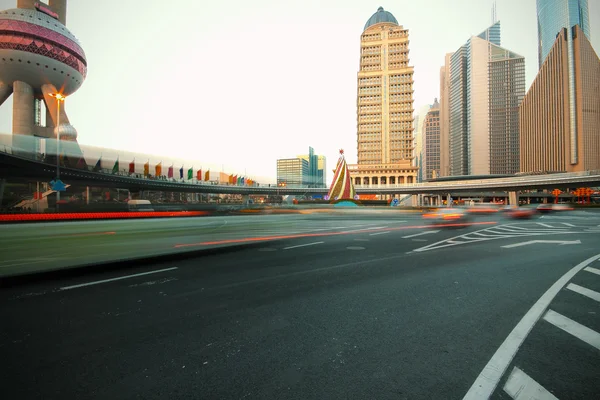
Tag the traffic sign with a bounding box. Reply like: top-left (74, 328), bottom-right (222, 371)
top-left (391, 198), bottom-right (399, 207)
top-left (50, 179), bottom-right (67, 192)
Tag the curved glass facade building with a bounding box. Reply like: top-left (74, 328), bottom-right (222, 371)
top-left (537, 0), bottom-right (590, 67)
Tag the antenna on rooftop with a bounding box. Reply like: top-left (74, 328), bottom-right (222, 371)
top-left (492, 1), bottom-right (497, 24)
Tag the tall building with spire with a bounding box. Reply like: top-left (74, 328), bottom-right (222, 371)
top-left (349, 7), bottom-right (417, 188)
top-left (441, 22), bottom-right (525, 176)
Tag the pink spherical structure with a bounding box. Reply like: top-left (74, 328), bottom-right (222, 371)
top-left (0, 2), bottom-right (86, 151)
top-left (0, 7), bottom-right (86, 95)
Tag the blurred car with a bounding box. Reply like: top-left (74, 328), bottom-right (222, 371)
top-left (422, 208), bottom-right (470, 225)
top-left (505, 207), bottom-right (537, 219)
top-left (536, 203), bottom-right (574, 213)
top-left (465, 204), bottom-right (500, 215)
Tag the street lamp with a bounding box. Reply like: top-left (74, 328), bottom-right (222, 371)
top-left (50, 92), bottom-right (66, 211)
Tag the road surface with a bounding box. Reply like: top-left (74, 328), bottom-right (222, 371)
top-left (1, 210), bottom-right (600, 399)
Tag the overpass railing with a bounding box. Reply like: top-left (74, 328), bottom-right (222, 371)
top-left (2, 143), bottom-right (600, 192)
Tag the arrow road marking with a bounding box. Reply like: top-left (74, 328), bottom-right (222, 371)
top-left (402, 230), bottom-right (439, 239)
top-left (502, 240), bottom-right (581, 248)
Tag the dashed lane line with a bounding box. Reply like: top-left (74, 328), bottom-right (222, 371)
top-left (543, 309), bottom-right (600, 351)
top-left (283, 241), bottom-right (324, 250)
top-left (462, 253), bottom-right (600, 400)
top-left (60, 267), bottom-right (179, 291)
top-left (369, 231), bottom-right (391, 236)
top-left (503, 366), bottom-right (558, 400)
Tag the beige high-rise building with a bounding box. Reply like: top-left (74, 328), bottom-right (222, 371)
top-left (350, 7), bottom-right (417, 187)
top-left (520, 25), bottom-right (600, 172)
top-left (439, 53), bottom-right (452, 177)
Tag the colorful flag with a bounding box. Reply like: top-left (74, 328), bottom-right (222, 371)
top-left (155, 162), bottom-right (162, 177)
top-left (205, 170), bottom-right (210, 181)
top-left (197, 169), bottom-right (202, 180)
top-left (229, 174), bottom-right (234, 184)
top-left (187, 167), bottom-right (193, 180)
top-left (241, 177), bottom-right (245, 185)
top-left (94, 157), bottom-right (102, 172)
top-left (233, 175), bottom-right (238, 185)
top-left (143, 161), bottom-right (149, 177)
top-left (179, 166), bottom-right (183, 179)
top-left (237, 176), bottom-right (241, 185)
top-left (168, 165), bottom-right (173, 178)
top-left (129, 160), bottom-right (135, 174)
top-left (112, 158), bottom-right (119, 174)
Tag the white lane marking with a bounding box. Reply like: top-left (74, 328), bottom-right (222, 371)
top-left (462, 253), bottom-right (600, 400)
top-left (506, 225), bottom-right (529, 230)
top-left (543, 309), bottom-right (600, 351)
top-left (370, 231), bottom-right (391, 236)
top-left (536, 222), bottom-right (554, 228)
top-left (561, 222), bottom-right (576, 227)
top-left (283, 241), bottom-right (324, 250)
top-left (503, 366), bottom-right (558, 400)
top-left (584, 266), bottom-right (600, 276)
top-left (501, 240), bottom-right (581, 248)
top-left (60, 267), bottom-right (179, 291)
top-left (566, 283), bottom-right (600, 303)
top-left (402, 230), bottom-right (440, 239)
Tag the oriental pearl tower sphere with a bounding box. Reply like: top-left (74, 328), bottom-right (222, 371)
top-left (0, 0), bottom-right (86, 159)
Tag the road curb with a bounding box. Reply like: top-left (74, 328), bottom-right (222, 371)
top-left (0, 242), bottom-right (267, 288)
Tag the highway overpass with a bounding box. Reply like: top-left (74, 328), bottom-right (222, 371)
top-left (2, 150), bottom-right (600, 196)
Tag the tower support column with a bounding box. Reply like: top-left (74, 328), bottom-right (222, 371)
top-left (12, 81), bottom-right (35, 155)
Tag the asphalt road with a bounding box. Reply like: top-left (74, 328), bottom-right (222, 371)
top-left (1, 210), bottom-right (600, 399)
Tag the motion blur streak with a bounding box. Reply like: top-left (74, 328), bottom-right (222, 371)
top-left (0, 211), bottom-right (209, 222)
top-left (63, 231), bottom-right (116, 237)
top-left (175, 221), bottom-right (497, 247)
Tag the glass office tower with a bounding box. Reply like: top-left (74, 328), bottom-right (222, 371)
top-left (537, 0), bottom-right (590, 67)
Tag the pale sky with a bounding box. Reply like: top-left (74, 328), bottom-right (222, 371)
top-left (0, 0), bottom-right (599, 184)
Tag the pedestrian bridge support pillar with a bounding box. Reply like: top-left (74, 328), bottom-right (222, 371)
top-left (508, 191), bottom-right (519, 206)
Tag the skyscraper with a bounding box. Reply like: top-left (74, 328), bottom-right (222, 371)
top-left (422, 99), bottom-right (440, 181)
top-left (297, 147), bottom-right (327, 187)
top-left (532, 0), bottom-right (592, 171)
top-left (277, 158), bottom-right (309, 187)
top-left (351, 7), bottom-right (417, 187)
top-left (443, 22), bottom-right (525, 176)
top-left (520, 25), bottom-right (600, 172)
top-left (439, 53), bottom-right (452, 177)
top-left (413, 103), bottom-right (432, 182)
top-left (537, 0), bottom-right (590, 67)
